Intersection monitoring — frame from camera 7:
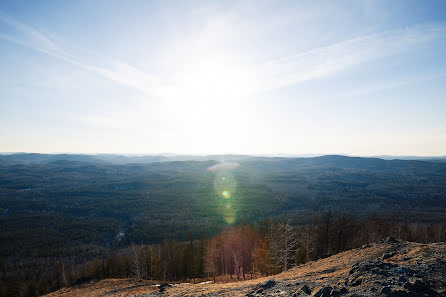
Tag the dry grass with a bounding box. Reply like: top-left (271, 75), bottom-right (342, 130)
top-left (45, 279), bottom-right (157, 297)
top-left (44, 241), bottom-right (446, 297)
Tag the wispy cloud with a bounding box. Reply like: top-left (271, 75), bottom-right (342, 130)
top-left (343, 73), bottom-right (446, 97)
top-left (257, 23), bottom-right (446, 91)
top-left (0, 11), bottom-right (59, 52)
top-left (0, 11), bottom-right (164, 97)
top-left (1, 9), bottom-right (445, 97)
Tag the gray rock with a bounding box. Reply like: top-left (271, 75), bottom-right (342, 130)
top-left (291, 285), bottom-right (312, 296)
top-left (384, 236), bottom-right (399, 244)
top-left (246, 279), bottom-right (276, 296)
top-left (380, 286), bottom-right (392, 294)
top-left (301, 285), bottom-right (311, 295)
top-left (260, 279), bottom-right (276, 289)
top-left (158, 283), bottom-right (171, 292)
top-left (381, 252), bottom-right (396, 261)
top-left (313, 286), bottom-right (332, 297)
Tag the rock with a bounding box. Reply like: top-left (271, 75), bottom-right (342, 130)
top-left (381, 252), bottom-right (396, 260)
top-left (301, 285), bottom-right (311, 294)
top-left (380, 286), bottom-right (392, 294)
top-left (291, 285), bottom-right (312, 296)
top-left (329, 288), bottom-right (345, 297)
top-left (158, 283), bottom-right (171, 292)
top-left (313, 286), bottom-right (332, 297)
top-left (331, 286), bottom-right (348, 295)
top-left (246, 287), bottom-right (262, 296)
top-left (260, 279), bottom-right (276, 289)
top-left (411, 279), bottom-right (429, 291)
top-left (359, 243), bottom-right (371, 249)
top-left (384, 236), bottom-right (399, 244)
top-left (350, 278), bottom-right (362, 287)
top-left (392, 289), bottom-right (413, 296)
top-left (247, 279), bottom-right (276, 296)
top-left (404, 279), bottom-right (435, 295)
top-left (394, 266), bottom-right (414, 275)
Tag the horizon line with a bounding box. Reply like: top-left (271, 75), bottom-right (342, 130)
top-left (1, 151), bottom-right (445, 159)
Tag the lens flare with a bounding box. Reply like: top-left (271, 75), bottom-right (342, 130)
top-left (223, 204), bottom-right (236, 224)
top-left (208, 162), bottom-right (240, 224)
top-left (213, 171), bottom-right (237, 199)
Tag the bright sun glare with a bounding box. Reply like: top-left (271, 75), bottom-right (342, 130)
top-left (160, 54), bottom-right (255, 153)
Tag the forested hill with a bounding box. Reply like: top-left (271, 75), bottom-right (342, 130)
top-left (1, 152), bottom-right (445, 165)
top-left (1, 154), bottom-right (446, 256)
top-left (1, 154), bottom-right (446, 295)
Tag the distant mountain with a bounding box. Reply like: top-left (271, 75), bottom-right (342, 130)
top-left (0, 153), bottom-right (106, 164)
top-left (0, 153), bottom-right (172, 165)
top-left (94, 154), bottom-right (169, 164)
top-left (0, 153), bottom-right (251, 165)
top-left (374, 155), bottom-right (446, 161)
top-left (2, 153), bottom-right (445, 165)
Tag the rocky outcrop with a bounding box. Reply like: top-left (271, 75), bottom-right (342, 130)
top-left (45, 239), bottom-right (446, 297)
top-left (237, 238), bottom-right (445, 297)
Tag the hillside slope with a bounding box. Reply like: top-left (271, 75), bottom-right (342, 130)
top-left (45, 238), bottom-right (446, 296)
top-left (2, 155), bottom-right (446, 259)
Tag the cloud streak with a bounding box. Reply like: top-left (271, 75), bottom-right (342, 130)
top-left (1, 9), bottom-right (445, 97)
top-left (257, 23), bottom-right (446, 91)
top-left (0, 11), bottom-right (164, 97)
top-left (343, 73), bottom-right (446, 97)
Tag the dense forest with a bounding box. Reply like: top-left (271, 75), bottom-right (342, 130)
top-left (1, 212), bottom-right (445, 296)
top-left (1, 154), bottom-right (446, 296)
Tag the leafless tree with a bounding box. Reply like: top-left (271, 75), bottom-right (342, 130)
top-left (300, 225), bottom-right (315, 262)
top-left (204, 238), bottom-right (220, 281)
top-left (271, 219), bottom-right (300, 271)
top-left (130, 243), bottom-right (142, 278)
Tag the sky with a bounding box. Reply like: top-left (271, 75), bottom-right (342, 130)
top-left (1, 0), bottom-right (446, 156)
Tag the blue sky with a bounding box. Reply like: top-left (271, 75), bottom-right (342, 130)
top-left (1, 0), bottom-right (446, 155)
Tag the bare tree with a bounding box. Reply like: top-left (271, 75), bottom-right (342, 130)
top-left (204, 227), bottom-right (260, 280)
top-left (271, 219), bottom-right (300, 271)
top-left (204, 238), bottom-right (220, 281)
top-left (60, 261), bottom-right (68, 287)
top-left (300, 225), bottom-right (315, 262)
top-left (129, 243), bottom-right (142, 278)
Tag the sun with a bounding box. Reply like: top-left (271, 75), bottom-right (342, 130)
top-left (159, 54), bottom-right (255, 153)
top-left (173, 54), bottom-right (252, 102)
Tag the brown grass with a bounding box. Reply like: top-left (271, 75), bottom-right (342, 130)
top-left (44, 241), bottom-right (446, 297)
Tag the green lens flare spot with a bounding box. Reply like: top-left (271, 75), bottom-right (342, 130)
top-left (214, 171), bottom-right (237, 199)
top-left (223, 205), bottom-right (236, 224)
top-left (224, 214), bottom-right (236, 224)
